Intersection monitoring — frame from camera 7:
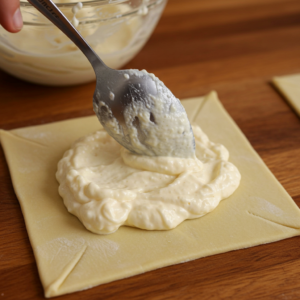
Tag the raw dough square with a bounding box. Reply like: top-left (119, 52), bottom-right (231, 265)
top-left (1, 92), bottom-right (300, 298)
top-left (273, 74), bottom-right (300, 116)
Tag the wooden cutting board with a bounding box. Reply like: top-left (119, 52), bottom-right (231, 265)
top-left (1, 0), bottom-right (300, 299)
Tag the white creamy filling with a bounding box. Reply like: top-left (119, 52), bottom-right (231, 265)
top-left (56, 125), bottom-right (241, 234)
top-left (71, 2), bottom-right (83, 28)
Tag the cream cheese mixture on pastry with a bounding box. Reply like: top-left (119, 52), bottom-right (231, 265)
top-left (56, 125), bottom-right (241, 234)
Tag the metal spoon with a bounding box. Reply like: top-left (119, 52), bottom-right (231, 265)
top-left (28, 0), bottom-right (195, 158)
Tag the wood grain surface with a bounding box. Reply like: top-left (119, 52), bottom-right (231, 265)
top-left (1, 0), bottom-right (300, 299)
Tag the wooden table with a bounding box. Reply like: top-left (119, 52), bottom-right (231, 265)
top-left (1, 0), bottom-right (300, 299)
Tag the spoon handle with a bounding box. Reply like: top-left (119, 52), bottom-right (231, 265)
top-left (27, 0), bottom-right (106, 74)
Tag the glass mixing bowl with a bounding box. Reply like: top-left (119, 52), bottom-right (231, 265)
top-left (0, 0), bottom-right (167, 86)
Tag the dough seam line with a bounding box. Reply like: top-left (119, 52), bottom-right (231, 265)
top-left (191, 93), bottom-right (210, 123)
top-left (246, 211), bottom-right (300, 230)
top-left (0, 130), bottom-right (48, 148)
top-left (46, 244), bottom-right (88, 297)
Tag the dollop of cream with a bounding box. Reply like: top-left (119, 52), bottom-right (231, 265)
top-left (56, 125), bottom-right (241, 234)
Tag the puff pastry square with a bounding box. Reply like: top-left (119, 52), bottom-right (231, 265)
top-left (1, 92), bottom-right (300, 298)
top-left (273, 74), bottom-right (300, 116)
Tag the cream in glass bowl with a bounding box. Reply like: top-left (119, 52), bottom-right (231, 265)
top-left (0, 0), bottom-right (167, 86)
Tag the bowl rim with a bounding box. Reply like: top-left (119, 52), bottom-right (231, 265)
top-left (20, 0), bottom-right (165, 25)
top-left (20, 0), bottom-right (146, 7)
